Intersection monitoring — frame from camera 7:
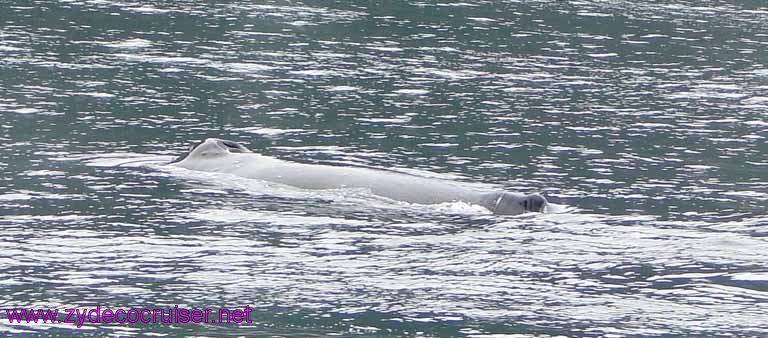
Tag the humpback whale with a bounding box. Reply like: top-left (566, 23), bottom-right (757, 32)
top-left (171, 138), bottom-right (548, 215)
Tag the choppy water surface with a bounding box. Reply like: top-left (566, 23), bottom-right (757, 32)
top-left (2, 1), bottom-right (768, 336)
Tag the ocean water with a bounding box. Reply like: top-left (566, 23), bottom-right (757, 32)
top-left (1, 1), bottom-right (767, 336)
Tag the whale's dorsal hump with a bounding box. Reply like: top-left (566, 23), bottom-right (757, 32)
top-left (171, 138), bottom-right (251, 164)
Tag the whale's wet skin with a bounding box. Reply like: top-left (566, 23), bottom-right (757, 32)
top-left (171, 138), bottom-right (547, 215)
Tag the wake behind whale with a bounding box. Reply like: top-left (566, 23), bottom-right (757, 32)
top-left (170, 138), bottom-right (548, 215)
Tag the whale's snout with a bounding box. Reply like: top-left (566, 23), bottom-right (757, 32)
top-left (491, 192), bottom-right (548, 215)
top-left (522, 193), bottom-right (547, 212)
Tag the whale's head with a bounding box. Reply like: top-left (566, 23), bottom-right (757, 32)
top-left (170, 138), bottom-right (251, 164)
top-left (520, 193), bottom-right (548, 213)
top-left (494, 192), bottom-right (548, 215)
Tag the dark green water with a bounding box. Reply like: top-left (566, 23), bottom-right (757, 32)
top-left (1, 1), bottom-right (767, 336)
